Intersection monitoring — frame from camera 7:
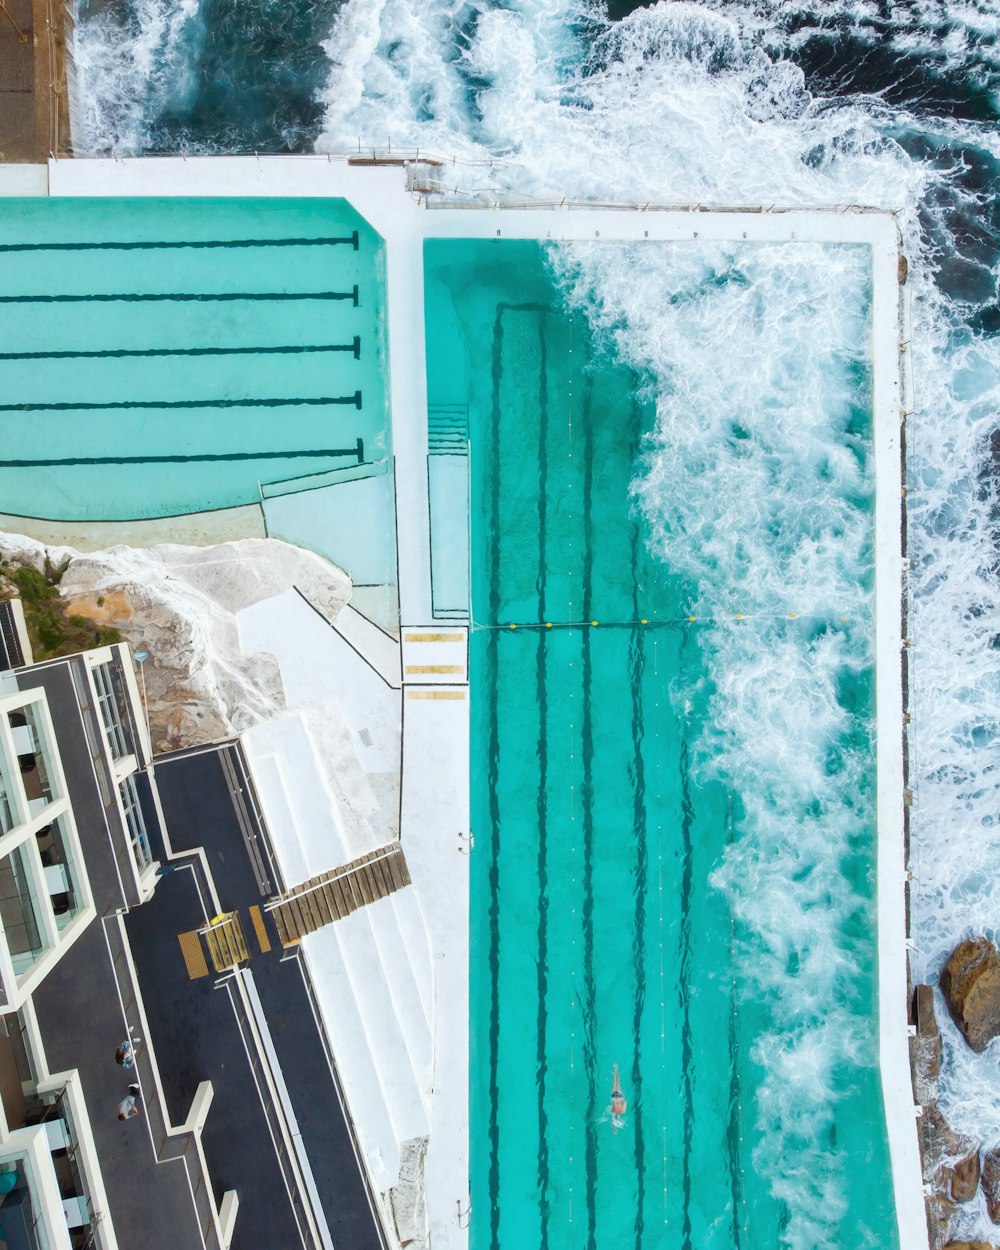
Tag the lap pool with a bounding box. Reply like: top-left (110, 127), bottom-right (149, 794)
top-left (425, 239), bottom-right (897, 1249)
top-left (0, 197), bottom-right (388, 520)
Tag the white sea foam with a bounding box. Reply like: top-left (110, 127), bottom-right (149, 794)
top-left (71, 0), bottom-right (202, 154)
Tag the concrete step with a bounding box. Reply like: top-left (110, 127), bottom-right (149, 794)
top-left (300, 929), bottom-right (402, 1189)
top-left (366, 893), bottom-right (433, 1083)
top-left (378, 886), bottom-right (434, 1035)
top-left (327, 905), bottom-right (430, 1149)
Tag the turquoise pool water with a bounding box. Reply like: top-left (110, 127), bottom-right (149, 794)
top-left (425, 240), bottom-right (897, 1249)
top-left (0, 198), bottom-right (388, 520)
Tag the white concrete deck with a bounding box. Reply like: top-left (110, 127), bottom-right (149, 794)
top-left (0, 157), bottom-right (922, 1250)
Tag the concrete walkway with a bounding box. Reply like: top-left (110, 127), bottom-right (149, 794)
top-left (0, 0), bottom-right (67, 163)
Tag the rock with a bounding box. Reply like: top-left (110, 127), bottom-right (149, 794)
top-left (0, 533), bottom-right (351, 753)
top-left (928, 1190), bottom-right (956, 1250)
top-left (920, 1102), bottom-right (978, 1177)
top-left (912, 982), bottom-right (943, 1103)
top-left (941, 938), bottom-right (1000, 1052)
top-left (943, 1242), bottom-right (1000, 1250)
top-left (947, 1148), bottom-right (981, 1204)
top-left (983, 1147), bottom-right (1000, 1224)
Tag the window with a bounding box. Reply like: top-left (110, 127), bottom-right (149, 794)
top-left (91, 663), bottom-right (133, 762)
top-left (120, 775), bottom-right (151, 872)
top-left (0, 848), bottom-right (45, 977)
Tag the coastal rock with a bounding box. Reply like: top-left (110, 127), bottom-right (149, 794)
top-left (947, 1148), bottom-right (981, 1204)
top-left (912, 982), bottom-right (943, 1103)
top-left (941, 938), bottom-right (1000, 1053)
top-left (943, 1242), bottom-right (1000, 1250)
top-left (928, 1190), bottom-right (956, 1250)
top-left (920, 1102), bottom-right (979, 1177)
top-left (982, 1147), bottom-right (1000, 1224)
top-left (0, 533), bottom-right (351, 753)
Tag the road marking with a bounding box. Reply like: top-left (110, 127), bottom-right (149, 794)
top-left (178, 930), bottom-right (209, 980)
top-left (404, 664), bottom-right (464, 674)
top-left (405, 632), bottom-right (465, 642)
top-left (250, 905), bottom-right (272, 954)
top-left (405, 689), bottom-right (467, 700)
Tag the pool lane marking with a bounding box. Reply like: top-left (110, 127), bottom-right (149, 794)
top-left (0, 286), bottom-right (360, 304)
top-left (0, 393), bottom-right (362, 412)
top-left (0, 232), bottom-right (360, 252)
top-left (1, 444), bottom-right (364, 468)
top-left (0, 338), bottom-right (362, 361)
top-left (628, 398), bottom-right (649, 1250)
top-left (485, 300), bottom-right (505, 1250)
top-left (534, 306), bottom-right (551, 1250)
top-left (472, 613), bottom-right (841, 629)
top-left (678, 725), bottom-right (695, 1250)
top-left (580, 368), bottom-right (598, 1250)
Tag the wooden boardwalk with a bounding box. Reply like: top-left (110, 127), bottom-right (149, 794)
top-left (267, 844), bottom-right (411, 948)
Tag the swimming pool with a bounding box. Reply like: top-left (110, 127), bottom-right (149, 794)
top-left (0, 197), bottom-right (388, 520)
top-left (425, 239), bottom-right (897, 1249)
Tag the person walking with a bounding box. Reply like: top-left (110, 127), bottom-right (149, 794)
top-left (117, 1085), bottom-right (141, 1120)
top-left (115, 1039), bottom-right (135, 1069)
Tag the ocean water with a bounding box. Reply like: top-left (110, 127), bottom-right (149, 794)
top-left (68, 0), bottom-right (1000, 1245)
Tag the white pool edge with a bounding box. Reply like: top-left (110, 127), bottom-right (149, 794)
top-left (0, 157), bottom-right (925, 1250)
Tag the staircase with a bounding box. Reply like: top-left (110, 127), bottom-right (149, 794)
top-left (267, 844), bottom-right (411, 947)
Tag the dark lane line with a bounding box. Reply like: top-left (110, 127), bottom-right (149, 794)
top-left (0, 286), bottom-right (359, 304)
top-left (0, 232), bottom-right (360, 252)
top-left (486, 303), bottom-right (505, 1250)
top-left (0, 393), bottom-right (362, 412)
top-left (535, 309), bottom-right (551, 1249)
top-left (628, 397), bottom-right (648, 1250)
top-left (726, 796), bottom-right (744, 1248)
top-left (580, 372), bottom-right (598, 1250)
top-left (679, 726), bottom-right (696, 1250)
top-left (0, 443), bottom-right (364, 468)
top-left (0, 338), bottom-right (362, 361)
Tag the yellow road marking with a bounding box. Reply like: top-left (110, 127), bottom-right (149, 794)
top-left (249, 905), bottom-right (272, 954)
top-left (405, 689), bottom-right (467, 700)
top-left (404, 664), bottom-right (464, 674)
top-left (178, 930), bottom-right (209, 980)
top-left (405, 632), bottom-right (465, 643)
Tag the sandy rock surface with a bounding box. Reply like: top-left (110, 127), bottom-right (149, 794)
top-left (0, 533), bottom-right (351, 753)
top-left (941, 938), bottom-right (1000, 1053)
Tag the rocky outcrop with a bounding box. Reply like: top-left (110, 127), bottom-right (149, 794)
top-left (943, 1242), bottom-right (1000, 1250)
top-left (949, 1149), bottom-right (982, 1204)
top-left (920, 1102), bottom-right (982, 1247)
top-left (912, 982), bottom-right (943, 1104)
top-left (983, 1147), bottom-right (1000, 1224)
top-left (0, 533), bottom-right (351, 753)
top-left (941, 938), bottom-right (1000, 1053)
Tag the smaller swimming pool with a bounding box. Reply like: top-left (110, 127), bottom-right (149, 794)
top-left (0, 198), bottom-right (389, 521)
